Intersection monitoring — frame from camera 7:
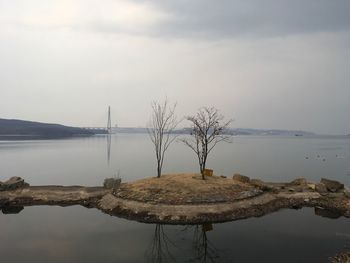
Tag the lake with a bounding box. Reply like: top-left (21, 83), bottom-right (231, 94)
top-left (1, 134), bottom-right (350, 262)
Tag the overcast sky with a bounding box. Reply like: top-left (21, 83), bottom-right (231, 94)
top-left (1, 0), bottom-right (349, 134)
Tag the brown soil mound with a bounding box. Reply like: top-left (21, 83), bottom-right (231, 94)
top-left (115, 173), bottom-right (262, 205)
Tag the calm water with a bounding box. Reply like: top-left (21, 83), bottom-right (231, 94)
top-left (1, 134), bottom-right (350, 262)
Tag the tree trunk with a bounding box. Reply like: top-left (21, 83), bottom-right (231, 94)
top-left (157, 168), bottom-right (161, 178)
top-left (200, 163), bottom-right (206, 180)
top-left (157, 160), bottom-right (161, 178)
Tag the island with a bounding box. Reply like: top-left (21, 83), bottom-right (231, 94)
top-left (0, 173), bottom-right (349, 224)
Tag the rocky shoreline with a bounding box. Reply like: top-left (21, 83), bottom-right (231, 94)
top-left (98, 189), bottom-right (350, 224)
top-left (0, 174), bottom-right (350, 224)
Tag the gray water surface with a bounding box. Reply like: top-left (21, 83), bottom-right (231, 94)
top-left (0, 134), bottom-right (349, 185)
top-left (0, 134), bottom-right (350, 262)
top-left (0, 206), bottom-right (349, 263)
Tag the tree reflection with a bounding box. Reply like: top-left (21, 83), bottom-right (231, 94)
top-left (146, 224), bottom-right (178, 263)
top-left (146, 223), bottom-right (222, 263)
top-left (188, 223), bottom-right (220, 263)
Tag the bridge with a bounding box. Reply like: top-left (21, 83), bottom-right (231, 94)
top-left (81, 106), bottom-right (116, 134)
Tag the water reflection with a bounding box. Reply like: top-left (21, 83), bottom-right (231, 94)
top-left (314, 207), bottom-right (342, 219)
top-left (1, 205), bottom-right (24, 214)
top-left (106, 134), bottom-right (111, 165)
top-left (0, 206), bottom-right (350, 262)
top-left (189, 224), bottom-right (221, 263)
top-left (146, 223), bottom-right (222, 263)
top-left (0, 202), bottom-right (346, 224)
top-left (147, 224), bottom-right (177, 263)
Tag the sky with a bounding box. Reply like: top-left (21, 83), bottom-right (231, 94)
top-left (0, 0), bottom-right (349, 135)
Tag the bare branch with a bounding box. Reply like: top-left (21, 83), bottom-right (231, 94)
top-left (181, 107), bottom-right (233, 179)
top-left (147, 98), bottom-right (180, 178)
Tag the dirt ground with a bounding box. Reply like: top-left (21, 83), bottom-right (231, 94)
top-left (115, 173), bottom-right (261, 205)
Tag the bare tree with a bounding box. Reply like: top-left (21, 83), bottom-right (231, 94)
top-left (180, 107), bottom-right (232, 180)
top-left (147, 99), bottom-right (179, 178)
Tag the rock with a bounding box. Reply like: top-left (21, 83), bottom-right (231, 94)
top-left (250, 179), bottom-right (273, 191)
top-left (314, 206), bottom-right (341, 219)
top-left (344, 186), bottom-right (350, 198)
top-left (0, 177), bottom-right (29, 191)
top-left (328, 192), bottom-right (344, 198)
top-left (220, 175), bottom-right (227, 179)
top-left (289, 178), bottom-right (307, 186)
top-left (236, 189), bottom-right (263, 199)
top-left (330, 251), bottom-right (350, 263)
top-left (103, 178), bottom-right (121, 190)
top-left (320, 178), bottom-right (344, 193)
top-left (315, 183), bottom-right (328, 194)
top-left (232, 173), bottom-right (250, 183)
top-left (307, 184), bottom-right (316, 191)
top-left (344, 211), bottom-right (350, 218)
top-left (250, 178), bottom-right (262, 185)
top-left (287, 186), bottom-right (304, 193)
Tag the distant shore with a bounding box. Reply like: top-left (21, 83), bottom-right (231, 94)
top-left (0, 134), bottom-right (95, 140)
top-left (0, 118), bottom-right (103, 140)
top-left (6, 117), bottom-right (346, 142)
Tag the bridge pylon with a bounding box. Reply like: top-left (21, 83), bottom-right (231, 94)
top-left (107, 106), bottom-right (112, 134)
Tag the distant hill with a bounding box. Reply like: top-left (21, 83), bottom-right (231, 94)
top-left (0, 118), bottom-right (95, 139)
top-left (114, 127), bottom-right (315, 136)
top-left (0, 118), bottom-right (316, 140)
top-left (230, 128), bottom-right (315, 136)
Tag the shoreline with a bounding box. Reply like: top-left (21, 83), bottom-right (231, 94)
top-left (1, 174), bottom-right (350, 224)
top-left (97, 189), bottom-right (350, 224)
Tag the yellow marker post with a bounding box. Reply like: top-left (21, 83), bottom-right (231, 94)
top-left (203, 169), bottom-right (213, 177)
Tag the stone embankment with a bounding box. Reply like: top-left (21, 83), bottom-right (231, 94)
top-left (98, 174), bottom-right (350, 224)
top-left (1, 174), bottom-right (350, 224)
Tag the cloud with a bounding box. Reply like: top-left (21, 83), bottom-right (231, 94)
top-left (133, 0), bottom-right (350, 39)
top-left (0, 0), bottom-right (172, 35)
top-left (3, 0), bottom-right (350, 39)
top-left (0, 0), bottom-right (350, 134)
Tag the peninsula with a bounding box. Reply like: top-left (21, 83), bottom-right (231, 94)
top-left (0, 174), bottom-right (349, 224)
top-left (0, 118), bottom-right (100, 139)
